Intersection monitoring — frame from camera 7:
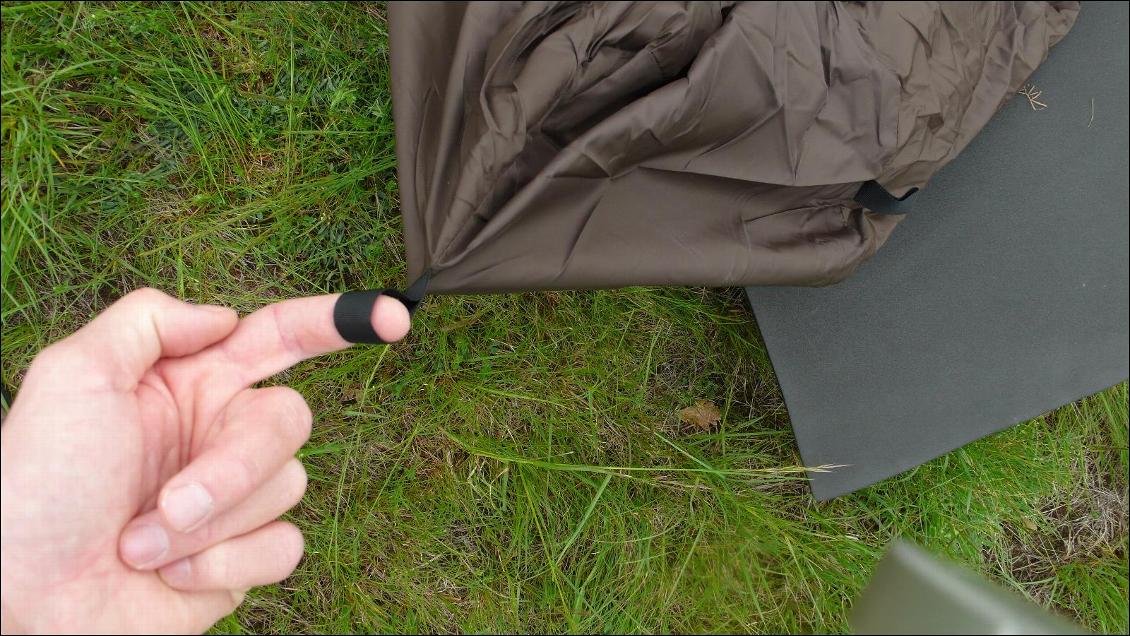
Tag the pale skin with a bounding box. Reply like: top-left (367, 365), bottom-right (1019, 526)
top-left (0, 288), bottom-right (411, 634)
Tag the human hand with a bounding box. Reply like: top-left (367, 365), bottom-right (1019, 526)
top-left (0, 288), bottom-right (410, 634)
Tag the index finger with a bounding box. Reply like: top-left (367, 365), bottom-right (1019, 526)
top-left (213, 293), bottom-right (410, 388)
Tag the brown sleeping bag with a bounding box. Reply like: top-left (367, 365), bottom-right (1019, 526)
top-left (387, 1), bottom-right (1079, 294)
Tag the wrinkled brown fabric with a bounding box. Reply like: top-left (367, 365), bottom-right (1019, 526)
top-left (389, 1), bottom-right (1079, 294)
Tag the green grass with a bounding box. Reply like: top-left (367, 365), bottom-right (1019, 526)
top-left (2, 2), bottom-right (1127, 634)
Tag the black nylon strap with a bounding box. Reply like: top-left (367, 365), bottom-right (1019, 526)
top-left (855, 180), bottom-right (918, 214)
top-left (332, 271), bottom-right (431, 345)
top-left (334, 290), bottom-right (393, 344)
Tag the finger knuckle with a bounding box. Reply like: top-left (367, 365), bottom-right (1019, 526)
top-left (270, 301), bottom-right (308, 357)
top-left (230, 452), bottom-right (264, 496)
top-left (190, 514), bottom-right (221, 548)
top-left (216, 548), bottom-right (239, 590)
top-left (281, 459), bottom-right (309, 507)
top-left (183, 552), bottom-right (209, 586)
top-left (271, 388), bottom-right (312, 441)
top-left (275, 523), bottom-right (306, 572)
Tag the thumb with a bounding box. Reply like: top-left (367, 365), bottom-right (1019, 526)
top-left (42, 288), bottom-right (239, 391)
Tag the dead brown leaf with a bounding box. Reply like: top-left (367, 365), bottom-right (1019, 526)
top-left (679, 400), bottom-right (721, 430)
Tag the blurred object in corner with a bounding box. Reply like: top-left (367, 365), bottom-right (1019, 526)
top-left (851, 540), bottom-right (1087, 635)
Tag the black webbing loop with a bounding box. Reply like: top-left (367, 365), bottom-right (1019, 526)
top-left (855, 180), bottom-right (918, 214)
top-left (333, 270), bottom-right (431, 344)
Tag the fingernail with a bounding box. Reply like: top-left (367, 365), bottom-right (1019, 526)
top-left (161, 482), bottom-right (214, 532)
top-left (120, 523), bottom-right (169, 568)
top-left (159, 558), bottom-right (193, 587)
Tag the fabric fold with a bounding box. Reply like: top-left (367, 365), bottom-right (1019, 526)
top-left (389, 1), bottom-right (1079, 294)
